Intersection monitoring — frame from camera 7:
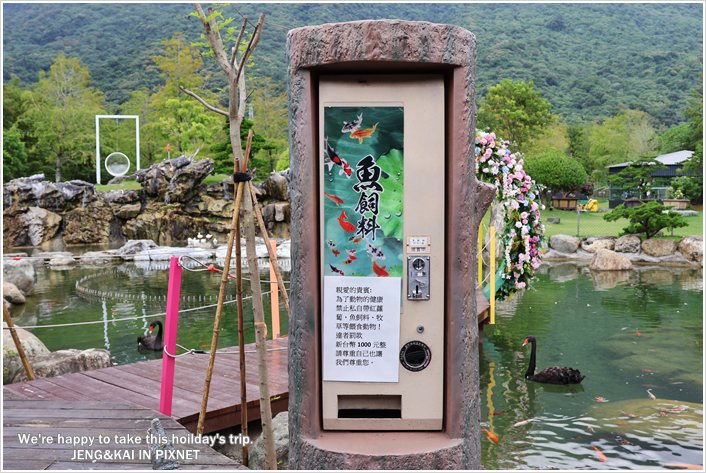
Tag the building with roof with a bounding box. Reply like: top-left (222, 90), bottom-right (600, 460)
top-left (606, 150), bottom-right (699, 208)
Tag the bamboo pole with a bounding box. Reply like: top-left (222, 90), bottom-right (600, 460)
top-left (3, 303), bottom-right (35, 380)
top-left (490, 226), bottom-right (496, 325)
top-left (269, 240), bottom-right (280, 340)
top-left (242, 185), bottom-right (277, 469)
top-left (197, 130), bottom-right (253, 435)
top-left (248, 181), bottom-right (290, 315)
top-left (235, 163), bottom-right (248, 468)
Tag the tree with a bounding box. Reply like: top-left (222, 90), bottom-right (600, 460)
top-left (567, 123), bottom-right (592, 172)
top-left (247, 75), bottom-right (288, 173)
top-left (211, 118), bottom-right (269, 176)
top-left (3, 125), bottom-right (30, 182)
top-left (120, 88), bottom-right (163, 167)
top-left (476, 79), bottom-right (552, 152)
top-left (603, 201), bottom-right (688, 239)
top-left (149, 32), bottom-right (224, 160)
top-left (586, 109), bottom-right (659, 183)
top-left (680, 74), bottom-right (703, 189)
top-left (24, 54), bottom-right (105, 182)
top-left (523, 150), bottom-right (588, 201)
top-left (609, 155), bottom-right (667, 199)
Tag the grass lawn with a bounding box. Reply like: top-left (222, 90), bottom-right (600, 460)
top-left (480, 198), bottom-right (703, 242)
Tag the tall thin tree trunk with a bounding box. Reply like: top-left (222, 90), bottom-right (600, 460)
top-left (242, 187), bottom-right (276, 469)
top-left (55, 153), bottom-right (62, 183)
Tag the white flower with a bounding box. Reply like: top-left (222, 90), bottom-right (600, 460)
top-left (515, 221), bottom-right (522, 228)
top-left (483, 167), bottom-right (489, 173)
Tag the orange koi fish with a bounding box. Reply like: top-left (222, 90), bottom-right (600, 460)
top-left (482, 427), bottom-right (499, 443)
top-left (372, 260), bottom-right (389, 277)
top-left (588, 426), bottom-right (595, 432)
top-left (350, 122), bottom-right (378, 144)
top-left (620, 410), bottom-right (636, 418)
top-left (648, 349), bottom-right (658, 352)
top-left (591, 444), bottom-right (607, 462)
top-left (338, 211), bottom-right (356, 233)
top-left (659, 411), bottom-right (667, 416)
top-left (324, 192), bottom-right (344, 206)
top-left (660, 463), bottom-right (704, 470)
top-left (643, 369), bottom-right (657, 372)
top-left (668, 408), bottom-right (685, 413)
top-left (635, 330), bottom-right (642, 336)
top-left (329, 263), bottom-right (344, 276)
top-left (596, 397), bottom-right (608, 402)
top-left (348, 235), bottom-right (363, 244)
top-left (489, 409), bottom-right (512, 416)
top-left (615, 423), bottom-right (630, 426)
top-left (341, 249), bottom-right (358, 265)
top-left (647, 389), bottom-right (656, 400)
top-left (671, 382), bottom-right (684, 385)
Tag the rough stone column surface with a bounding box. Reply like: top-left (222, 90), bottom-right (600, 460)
top-left (287, 19), bottom-right (493, 470)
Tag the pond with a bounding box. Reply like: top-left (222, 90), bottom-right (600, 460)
top-left (480, 261), bottom-right (703, 470)
top-left (7, 248), bottom-right (703, 469)
top-left (8, 250), bottom-right (289, 367)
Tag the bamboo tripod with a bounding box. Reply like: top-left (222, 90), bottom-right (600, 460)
top-left (196, 130), bottom-right (290, 467)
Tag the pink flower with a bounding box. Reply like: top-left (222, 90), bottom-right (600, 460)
top-left (513, 272), bottom-right (520, 279)
top-left (531, 201), bottom-right (539, 211)
top-left (516, 282), bottom-right (526, 289)
top-left (520, 212), bottom-right (529, 219)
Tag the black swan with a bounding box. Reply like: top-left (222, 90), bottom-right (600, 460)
top-left (522, 336), bottom-right (585, 385)
top-left (138, 321), bottom-right (164, 351)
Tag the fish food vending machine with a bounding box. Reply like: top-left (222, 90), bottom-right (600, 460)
top-left (287, 19), bottom-right (495, 469)
top-left (319, 76), bottom-right (445, 430)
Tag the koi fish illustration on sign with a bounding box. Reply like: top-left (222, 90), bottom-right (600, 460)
top-left (341, 113), bottom-right (363, 133)
top-left (372, 261), bottom-right (389, 277)
top-left (324, 192), bottom-right (344, 206)
top-left (324, 138), bottom-right (352, 178)
top-left (341, 249), bottom-right (358, 265)
top-left (326, 240), bottom-right (341, 257)
top-left (338, 211), bottom-right (356, 233)
top-left (350, 123), bottom-right (378, 144)
top-left (366, 241), bottom-right (386, 261)
top-left (329, 263), bottom-right (344, 276)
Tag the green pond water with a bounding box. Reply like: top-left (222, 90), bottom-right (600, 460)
top-left (8, 246), bottom-right (288, 367)
top-left (480, 261), bottom-right (703, 470)
top-left (7, 248), bottom-right (703, 469)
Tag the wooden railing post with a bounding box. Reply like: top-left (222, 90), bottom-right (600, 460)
top-left (269, 240), bottom-right (280, 340)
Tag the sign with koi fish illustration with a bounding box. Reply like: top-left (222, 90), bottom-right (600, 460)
top-left (322, 106), bottom-right (404, 279)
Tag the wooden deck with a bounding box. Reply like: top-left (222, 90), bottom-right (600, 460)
top-left (4, 338), bottom-right (289, 435)
top-left (476, 287), bottom-right (491, 326)
top-left (2, 389), bottom-right (246, 470)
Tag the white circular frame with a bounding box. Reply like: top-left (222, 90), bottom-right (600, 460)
top-left (105, 152), bottom-right (131, 177)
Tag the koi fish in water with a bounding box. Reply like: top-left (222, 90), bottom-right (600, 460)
top-left (620, 410), bottom-right (636, 418)
top-left (366, 241), bottom-right (386, 261)
top-left (513, 418), bottom-right (535, 427)
top-left (643, 369), bottom-right (657, 372)
top-left (660, 463), bottom-right (704, 470)
top-left (341, 249), bottom-right (358, 265)
top-left (482, 427), bottom-right (499, 443)
top-left (588, 426), bottom-right (595, 432)
top-left (635, 330), bottom-right (642, 336)
top-left (647, 389), bottom-right (656, 400)
top-left (324, 138), bottom-right (352, 178)
top-left (614, 436), bottom-right (634, 446)
top-left (324, 192), bottom-right (344, 206)
top-left (341, 113), bottom-right (363, 133)
top-left (329, 263), bottom-right (344, 276)
top-left (372, 261), bottom-right (389, 277)
top-left (668, 408), bottom-right (685, 413)
top-left (591, 444), bottom-right (607, 462)
top-left (489, 409), bottom-right (512, 416)
top-left (338, 211), bottom-right (356, 233)
top-left (350, 123), bottom-right (378, 144)
top-left (326, 240), bottom-right (341, 257)
top-left (596, 397), bottom-right (608, 402)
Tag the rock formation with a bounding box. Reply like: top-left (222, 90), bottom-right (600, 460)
top-left (3, 157), bottom-right (293, 248)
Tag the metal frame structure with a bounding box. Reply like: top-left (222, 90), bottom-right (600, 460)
top-left (95, 115), bottom-right (140, 184)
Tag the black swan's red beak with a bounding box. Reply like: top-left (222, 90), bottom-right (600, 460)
top-left (522, 338), bottom-right (529, 346)
top-left (149, 327), bottom-right (154, 333)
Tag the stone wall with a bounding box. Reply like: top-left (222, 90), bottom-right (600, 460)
top-left (2, 160), bottom-right (292, 249)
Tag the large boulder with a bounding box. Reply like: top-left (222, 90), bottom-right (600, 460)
top-left (614, 234), bottom-right (641, 253)
top-left (677, 235), bottom-right (703, 264)
top-left (164, 158), bottom-right (214, 204)
top-left (3, 175), bottom-right (96, 212)
top-left (136, 155), bottom-right (192, 199)
top-left (116, 203), bottom-right (142, 219)
top-left (122, 203), bottom-right (165, 241)
top-left (79, 251), bottom-right (118, 265)
top-left (549, 234), bottom-right (580, 253)
top-left (3, 322), bottom-right (51, 384)
top-left (3, 205), bottom-right (63, 247)
top-left (207, 199), bottom-right (234, 218)
top-left (100, 189), bottom-right (139, 205)
top-left (2, 259), bottom-right (37, 295)
top-left (48, 256), bottom-right (77, 268)
top-left (12, 348), bottom-right (113, 384)
top-left (589, 248), bottom-right (633, 271)
top-left (641, 238), bottom-right (677, 257)
top-left (248, 411), bottom-right (289, 470)
top-left (581, 235), bottom-right (616, 253)
top-left (116, 240), bottom-right (159, 260)
top-left (263, 171), bottom-right (289, 202)
top-left (3, 282), bottom-right (26, 304)
top-left (63, 199), bottom-right (117, 244)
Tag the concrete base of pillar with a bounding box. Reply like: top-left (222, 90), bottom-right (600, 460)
top-left (293, 432), bottom-right (465, 469)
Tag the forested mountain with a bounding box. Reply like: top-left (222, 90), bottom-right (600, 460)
top-left (3, 2), bottom-right (703, 127)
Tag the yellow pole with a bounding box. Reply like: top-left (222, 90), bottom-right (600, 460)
top-left (478, 222), bottom-right (483, 284)
top-left (489, 226), bottom-right (495, 325)
top-left (269, 240), bottom-right (280, 340)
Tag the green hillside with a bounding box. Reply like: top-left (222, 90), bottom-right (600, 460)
top-left (3, 3), bottom-right (703, 126)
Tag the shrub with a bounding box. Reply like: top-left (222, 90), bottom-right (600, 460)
top-left (523, 150), bottom-right (588, 194)
top-left (603, 201), bottom-right (689, 239)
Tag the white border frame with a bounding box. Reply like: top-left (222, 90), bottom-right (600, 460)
top-left (95, 115), bottom-right (140, 184)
